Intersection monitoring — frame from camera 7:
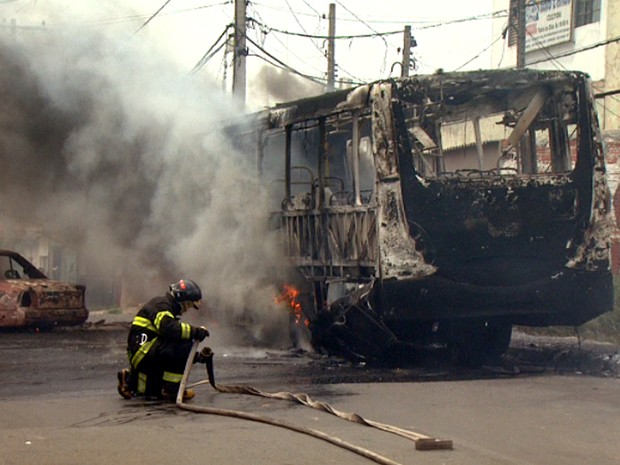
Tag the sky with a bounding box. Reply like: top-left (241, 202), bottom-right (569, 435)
top-left (0, 0), bottom-right (506, 109)
top-left (0, 0), bottom-right (506, 344)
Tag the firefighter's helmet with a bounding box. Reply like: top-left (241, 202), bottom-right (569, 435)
top-left (169, 279), bottom-right (202, 303)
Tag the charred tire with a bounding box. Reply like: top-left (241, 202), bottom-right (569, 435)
top-left (444, 319), bottom-right (512, 366)
top-left (482, 319), bottom-right (513, 359)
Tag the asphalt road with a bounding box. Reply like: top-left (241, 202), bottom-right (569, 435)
top-left (0, 317), bottom-right (619, 465)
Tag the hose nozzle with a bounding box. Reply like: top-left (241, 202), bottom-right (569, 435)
top-left (193, 346), bottom-right (214, 364)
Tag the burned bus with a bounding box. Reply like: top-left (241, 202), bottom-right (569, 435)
top-left (238, 68), bottom-right (614, 362)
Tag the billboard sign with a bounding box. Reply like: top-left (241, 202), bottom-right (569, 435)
top-left (525, 0), bottom-right (574, 52)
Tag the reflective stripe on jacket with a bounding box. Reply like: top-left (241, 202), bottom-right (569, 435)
top-left (127, 294), bottom-right (193, 365)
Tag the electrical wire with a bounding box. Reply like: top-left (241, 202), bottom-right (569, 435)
top-left (594, 85), bottom-right (620, 106)
top-left (249, 37), bottom-right (368, 87)
top-left (192, 40), bottom-right (229, 74)
top-left (191, 24), bottom-right (233, 74)
top-left (334, 0), bottom-right (388, 75)
top-left (251, 52), bottom-right (326, 86)
top-left (453, 32), bottom-right (504, 72)
top-left (246, 17), bottom-right (368, 82)
top-left (247, 4), bottom-right (503, 80)
top-left (246, 35), bottom-right (328, 86)
top-left (281, 0), bottom-right (340, 78)
top-left (283, 1), bottom-right (364, 83)
top-left (592, 84), bottom-right (620, 121)
top-left (496, 20), bottom-right (510, 68)
top-left (247, 4), bottom-right (327, 78)
top-left (526, 34), bottom-right (620, 66)
top-left (73, 2), bottom-right (232, 28)
top-left (300, 0), bottom-right (320, 17)
top-left (135, 0), bottom-right (174, 33)
top-left (250, 26), bottom-right (327, 78)
top-left (524, 29), bottom-right (568, 71)
top-left (248, 18), bottom-right (401, 40)
top-left (250, 1), bottom-right (507, 27)
top-left (417, 10), bottom-right (509, 29)
top-left (334, 1), bottom-right (387, 38)
top-left (285, 0), bottom-right (324, 55)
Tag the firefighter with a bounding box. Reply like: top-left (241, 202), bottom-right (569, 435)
top-left (117, 279), bottom-right (210, 401)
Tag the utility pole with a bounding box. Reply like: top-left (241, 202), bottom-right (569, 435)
top-left (326, 3), bottom-right (336, 92)
top-left (233, 0), bottom-right (247, 105)
top-left (516, 0), bottom-right (526, 68)
top-left (402, 25), bottom-right (412, 77)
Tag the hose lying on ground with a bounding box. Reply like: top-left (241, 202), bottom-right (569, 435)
top-left (176, 343), bottom-right (451, 465)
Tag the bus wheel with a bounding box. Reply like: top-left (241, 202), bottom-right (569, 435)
top-left (482, 319), bottom-right (513, 360)
top-left (445, 319), bottom-right (512, 366)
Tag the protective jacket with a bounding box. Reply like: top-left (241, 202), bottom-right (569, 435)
top-left (126, 294), bottom-right (200, 397)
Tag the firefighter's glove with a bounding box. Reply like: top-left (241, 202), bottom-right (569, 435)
top-left (192, 326), bottom-right (210, 341)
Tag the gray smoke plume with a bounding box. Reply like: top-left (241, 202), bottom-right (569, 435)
top-left (0, 5), bottom-right (292, 345)
top-left (250, 66), bottom-right (324, 105)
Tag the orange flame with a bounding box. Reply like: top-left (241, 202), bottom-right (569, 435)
top-left (276, 284), bottom-right (309, 327)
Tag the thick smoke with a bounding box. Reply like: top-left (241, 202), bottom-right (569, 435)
top-left (0, 6), bottom-right (291, 345)
top-left (250, 66), bottom-right (324, 105)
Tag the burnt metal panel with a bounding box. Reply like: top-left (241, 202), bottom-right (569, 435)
top-left (370, 82), bottom-right (436, 281)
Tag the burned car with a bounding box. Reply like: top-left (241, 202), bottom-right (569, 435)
top-left (0, 249), bottom-right (88, 328)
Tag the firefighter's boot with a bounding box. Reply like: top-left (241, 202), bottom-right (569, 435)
top-left (117, 368), bottom-right (133, 399)
top-left (160, 386), bottom-right (195, 402)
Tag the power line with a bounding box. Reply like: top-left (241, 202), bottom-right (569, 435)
top-left (595, 88), bottom-right (620, 99)
top-left (527, 34), bottom-right (620, 66)
top-left (334, 1), bottom-right (388, 75)
top-left (300, 0), bottom-right (321, 17)
top-left (274, 2), bottom-right (364, 83)
top-left (79, 2), bottom-right (231, 28)
top-left (135, 0), bottom-right (174, 34)
top-left (248, 17), bottom-right (401, 40)
top-left (249, 1), bottom-right (325, 76)
top-left (593, 85), bottom-right (620, 121)
top-left (247, 33), bottom-right (368, 87)
top-left (248, 12), bottom-right (327, 78)
top-left (191, 40), bottom-right (229, 74)
top-left (417, 10), bottom-right (508, 29)
top-left (247, 18), bottom-right (375, 83)
top-left (496, 19), bottom-right (510, 68)
top-left (251, 52), bottom-right (326, 86)
top-left (250, 1), bottom-right (507, 27)
top-left (245, 35), bottom-right (327, 86)
top-left (524, 29), bottom-right (568, 71)
top-left (453, 33), bottom-right (504, 71)
top-left (191, 24), bottom-right (233, 74)
top-left (0, 2), bottom-right (231, 31)
top-left (335, 0), bottom-right (384, 37)
top-left (285, 0), bottom-right (323, 55)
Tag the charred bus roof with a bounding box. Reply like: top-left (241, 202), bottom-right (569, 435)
top-left (261, 68), bottom-right (588, 129)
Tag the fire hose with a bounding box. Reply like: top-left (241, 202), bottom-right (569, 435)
top-left (175, 342), bottom-right (452, 465)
